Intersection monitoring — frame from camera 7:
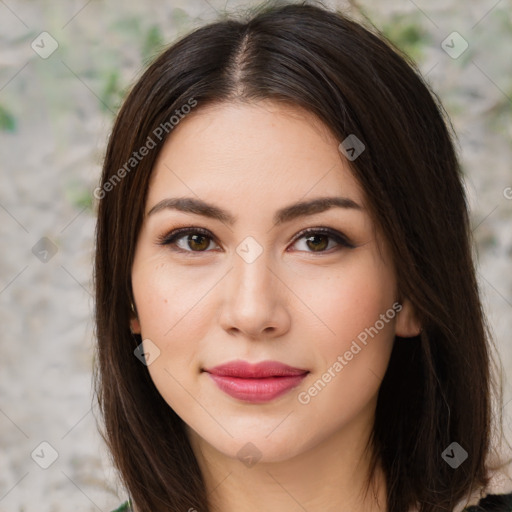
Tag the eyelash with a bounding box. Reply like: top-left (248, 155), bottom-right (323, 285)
top-left (156, 226), bottom-right (355, 256)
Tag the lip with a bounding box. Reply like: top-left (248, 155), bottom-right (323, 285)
top-left (203, 360), bottom-right (309, 403)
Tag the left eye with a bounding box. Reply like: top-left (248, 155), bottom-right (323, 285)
top-left (291, 228), bottom-right (353, 253)
top-left (157, 227), bottom-right (354, 254)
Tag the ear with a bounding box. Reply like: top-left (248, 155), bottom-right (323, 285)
top-left (395, 297), bottom-right (422, 338)
top-left (130, 314), bottom-right (141, 335)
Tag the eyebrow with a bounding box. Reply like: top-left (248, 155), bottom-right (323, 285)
top-left (147, 196), bottom-right (363, 226)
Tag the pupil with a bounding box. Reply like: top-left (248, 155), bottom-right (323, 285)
top-left (306, 234), bottom-right (328, 251)
top-left (190, 234), bottom-right (208, 251)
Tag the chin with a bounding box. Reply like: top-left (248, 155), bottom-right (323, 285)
top-left (227, 438), bottom-right (303, 465)
top-left (204, 424), bottom-right (317, 465)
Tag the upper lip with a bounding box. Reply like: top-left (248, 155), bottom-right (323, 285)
top-left (204, 360), bottom-right (309, 378)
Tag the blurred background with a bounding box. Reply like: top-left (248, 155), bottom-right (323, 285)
top-left (0, 0), bottom-right (511, 510)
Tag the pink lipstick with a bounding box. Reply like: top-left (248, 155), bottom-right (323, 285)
top-left (203, 360), bottom-right (309, 403)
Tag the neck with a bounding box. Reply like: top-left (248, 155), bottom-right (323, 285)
top-left (186, 414), bottom-right (387, 512)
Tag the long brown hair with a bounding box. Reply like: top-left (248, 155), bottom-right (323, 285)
top-left (93, 2), bottom-right (507, 511)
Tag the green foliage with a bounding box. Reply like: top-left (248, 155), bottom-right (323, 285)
top-left (171, 7), bottom-right (191, 28)
top-left (380, 14), bottom-right (430, 62)
top-left (0, 104), bottom-right (16, 132)
top-left (100, 69), bottom-right (125, 114)
top-left (109, 15), bottom-right (141, 36)
top-left (99, 18), bottom-right (167, 111)
top-left (65, 181), bottom-right (93, 211)
top-left (141, 24), bottom-right (164, 63)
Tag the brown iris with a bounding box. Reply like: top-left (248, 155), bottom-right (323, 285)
top-left (305, 233), bottom-right (329, 252)
top-left (187, 233), bottom-right (210, 251)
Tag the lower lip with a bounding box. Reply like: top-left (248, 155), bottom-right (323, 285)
top-left (206, 373), bottom-right (308, 403)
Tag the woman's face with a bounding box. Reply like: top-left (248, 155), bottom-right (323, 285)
top-left (131, 100), bottom-right (419, 464)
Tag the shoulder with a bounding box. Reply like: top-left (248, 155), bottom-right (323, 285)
top-left (463, 491), bottom-right (512, 511)
top-left (110, 500), bottom-right (133, 512)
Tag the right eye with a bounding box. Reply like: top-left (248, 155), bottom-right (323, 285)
top-left (156, 227), bottom-right (220, 254)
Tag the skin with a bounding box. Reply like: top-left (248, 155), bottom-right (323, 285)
top-left (130, 100), bottom-right (421, 512)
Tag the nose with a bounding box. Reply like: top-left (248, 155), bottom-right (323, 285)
top-left (218, 244), bottom-right (291, 340)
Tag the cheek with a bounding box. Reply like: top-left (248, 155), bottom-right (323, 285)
top-left (132, 257), bottom-right (219, 341)
top-left (296, 250), bottom-right (397, 348)
top-left (131, 256), bottom-right (225, 412)
top-left (297, 252), bottom-right (397, 412)
top-left (294, 249), bottom-right (398, 411)
top-left (131, 260), bottom-right (213, 411)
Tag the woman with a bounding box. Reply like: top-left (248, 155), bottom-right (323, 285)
top-left (93, 2), bottom-right (512, 511)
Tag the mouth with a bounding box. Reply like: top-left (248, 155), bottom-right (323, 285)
top-left (202, 360), bottom-right (310, 403)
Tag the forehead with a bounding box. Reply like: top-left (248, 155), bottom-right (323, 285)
top-left (146, 100), bottom-right (365, 212)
